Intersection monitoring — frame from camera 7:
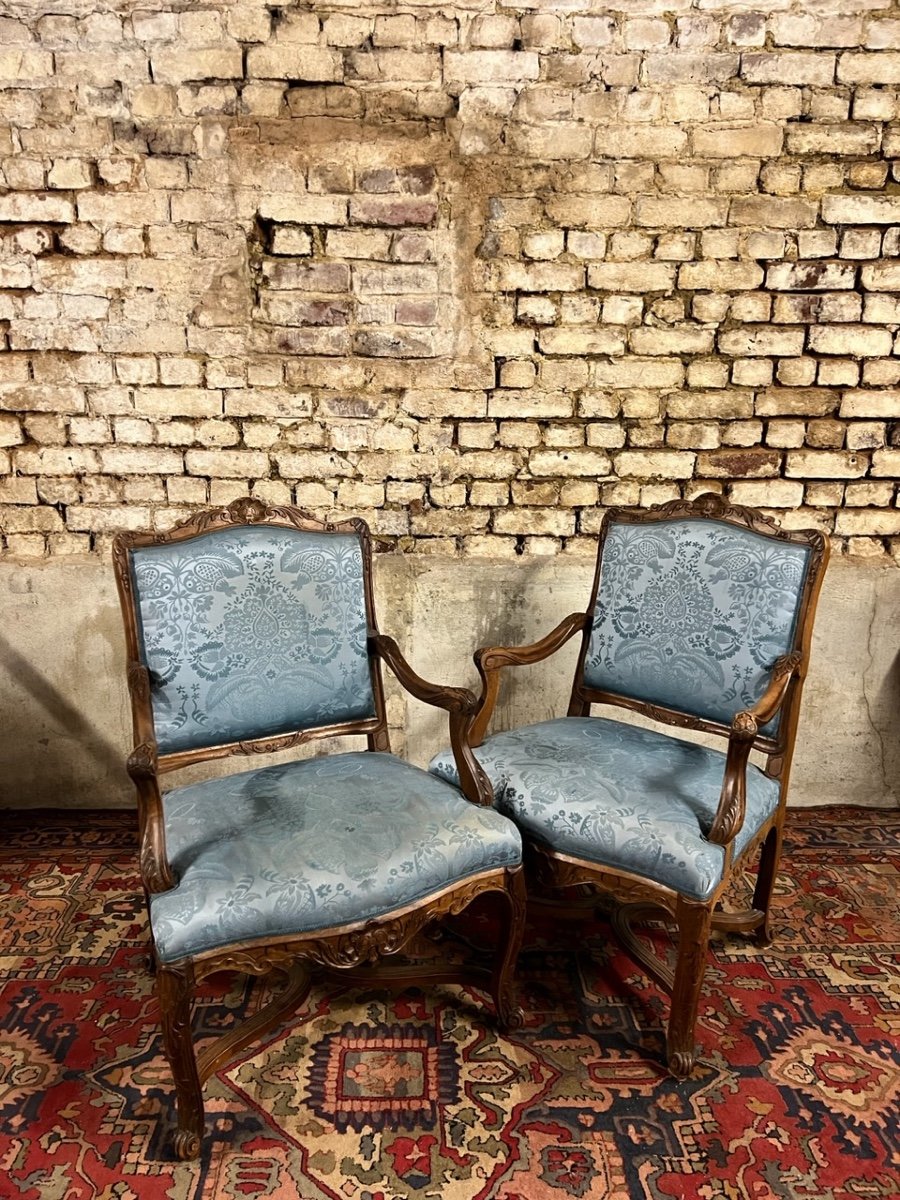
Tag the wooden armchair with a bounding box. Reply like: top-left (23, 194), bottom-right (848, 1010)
top-left (430, 493), bottom-right (828, 1077)
top-left (112, 498), bottom-right (525, 1159)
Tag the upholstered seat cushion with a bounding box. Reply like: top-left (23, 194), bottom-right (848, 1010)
top-left (429, 718), bottom-right (780, 903)
top-left (150, 752), bottom-right (522, 963)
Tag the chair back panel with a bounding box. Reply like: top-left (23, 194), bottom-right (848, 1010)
top-left (583, 516), bottom-right (812, 730)
top-left (129, 524), bottom-right (375, 754)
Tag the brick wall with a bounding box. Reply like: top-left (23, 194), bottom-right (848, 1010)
top-left (1, 0), bottom-right (900, 561)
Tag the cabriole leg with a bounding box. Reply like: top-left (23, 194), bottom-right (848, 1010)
top-left (491, 868), bottom-right (527, 1032)
top-left (157, 964), bottom-right (204, 1160)
top-left (666, 899), bottom-right (713, 1079)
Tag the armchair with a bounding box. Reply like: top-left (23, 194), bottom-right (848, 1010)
top-left (430, 493), bottom-right (828, 1077)
top-left (112, 498), bottom-right (525, 1159)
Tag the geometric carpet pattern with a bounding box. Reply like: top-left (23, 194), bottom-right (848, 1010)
top-left (1, 808), bottom-right (898, 1199)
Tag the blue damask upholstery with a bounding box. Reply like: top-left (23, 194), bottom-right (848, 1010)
top-left (129, 526), bottom-right (375, 754)
top-left (429, 718), bottom-right (780, 901)
top-left (584, 518), bottom-right (811, 729)
top-left (151, 751), bottom-right (522, 963)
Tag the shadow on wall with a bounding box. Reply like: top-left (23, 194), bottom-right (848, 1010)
top-left (0, 632), bottom-right (129, 808)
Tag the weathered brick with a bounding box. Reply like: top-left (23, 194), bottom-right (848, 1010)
top-left (444, 51), bottom-right (540, 84)
top-left (544, 195), bottom-right (631, 228)
top-left (679, 261), bottom-right (763, 290)
top-left (667, 390), bottom-right (754, 420)
top-left (756, 388), bottom-right (837, 417)
top-left (495, 262), bottom-right (584, 292)
top-left (871, 450), bottom-right (900, 478)
top-left (350, 197), bottom-right (437, 227)
top-left (635, 198), bottom-right (728, 229)
top-left (861, 263), bottom-right (900, 292)
top-left (152, 47), bottom-right (242, 83)
top-left (786, 124), bottom-right (879, 156)
top-left (258, 195), bottom-right (348, 226)
top-left (0, 193), bottom-right (75, 224)
top-left (837, 53), bottom-right (900, 85)
top-left (697, 449), bottom-right (781, 479)
top-left (630, 327), bottom-right (715, 356)
top-left (643, 53), bottom-right (739, 84)
top-left (587, 262), bottom-right (676, 292)
top-left (135, 388), bottom-right (222, 418)
top-left (839, 391), bottom-right (900, 419)
top-left (693, 124), bottom-right (783, 158)
top-left (594, 126), bottom-right (687, 159)
top-left (493, 508), bottom-right (574, 537)
top-left (835, 509), bottom-right (900, 536)
top-left (14, 446), bottom-right (100, 475)
top-left (766, 261), bottom-right (857, 291)
top-left (0, 385), bottom-right (85, 414)
top-left (719, 327), bottom-right (805, 357)
top-left (822, 195), bottom-right (900, 225)
top-left (730, 480), bottom-right (804, 507)
top-left (247, 46), bottom-right (342, 82)
top-left (590, 359), bottom-right (684, 390)
top-left (528, 449), bottom-right (612, 478)
top-left (538, 328), bottom-right (625, 356)
top-left (730, 197), bottom-right (819, 229)
top-left (785, 450), bottom-right (867, 479)
top-left (614, 450), bottom-right (696, 479)
top-left (100, 448), bottom-right (185, 474)
top-left (742, 53), bottom-right (835, 86)
top-left (488, 391), bottom-right (572, 419)
top-left (808, 325), bottom-right (893, 356)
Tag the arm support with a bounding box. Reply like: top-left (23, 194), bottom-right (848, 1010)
top-left (126, 662), bottom-right (175, 894)
top-left (470, 612), bottom-right (589, 747)
top-left (368, 632), bottom-right (494, 808)
top-left (708, 651), bottom-right (802, 846)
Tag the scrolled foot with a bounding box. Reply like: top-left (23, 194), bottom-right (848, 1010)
top-left (497, 1002), bottom-right (525, 1034)
top-left (173, 1127), bottom-right (202, 1160)
top-left (667, 1049), bottom-right (696, 1080)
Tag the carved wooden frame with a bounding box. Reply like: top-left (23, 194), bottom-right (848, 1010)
top-left (112, 498), bottom-right (526, 1159)
top-left (468, 492), bottom-right (829, 1078)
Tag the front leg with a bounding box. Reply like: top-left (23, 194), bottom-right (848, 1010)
top-left (157, 964), bottom-right (204, 1160)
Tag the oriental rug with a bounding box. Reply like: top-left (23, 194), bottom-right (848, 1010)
top-left (0, 808), bottom-right (897, 1200)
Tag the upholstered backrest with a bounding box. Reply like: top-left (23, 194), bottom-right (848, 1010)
top-left (128, 525), bottom-right (375, 754)
top-left (582, 517), bottom-right (812, 729)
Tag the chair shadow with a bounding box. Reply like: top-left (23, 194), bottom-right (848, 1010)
top-left (0, 632), bottom-right (126, 807)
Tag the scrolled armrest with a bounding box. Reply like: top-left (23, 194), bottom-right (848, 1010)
top-left (475, 611), bottom-right (589, 673)
top-left (730, 650), bottom-right (802, 739)
top-left (470, 612), bottom-right (589, 746)
top-left (708, 651), bottom-right (803, 846)
top-left (368, 631), bottom-right (493, 808)
top-left (369, 632), bottom-right (477, 715)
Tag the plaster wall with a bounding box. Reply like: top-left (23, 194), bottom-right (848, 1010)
top-left (1, 555), bottom-right (897, 811)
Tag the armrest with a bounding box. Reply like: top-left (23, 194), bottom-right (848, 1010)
top-left (369, 632), bottom-right (477, 715)
top-left (125, 661), bottom-right (175, 894)
top-left (470, 612), bottom-right (589, 746)
top-left (369, 632), bottom-right (494, 808)
top-left (708, 652), bottom-right (802, 846)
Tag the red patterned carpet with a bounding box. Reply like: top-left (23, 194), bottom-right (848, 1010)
top-left (1, 808), bottom-right (898, 1200)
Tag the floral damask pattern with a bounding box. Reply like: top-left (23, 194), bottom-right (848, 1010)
top-left (150, 752), bottom-right (522, 962)
top-left (429, 717), bottom-right (780, 900)
top-left (584, 519), bottom-right (811, 727)
top-left (130, 526), bottom-right (375, 753)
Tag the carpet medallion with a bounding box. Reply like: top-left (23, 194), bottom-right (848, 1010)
top-left (0, 809), bottom-right (898, 1199)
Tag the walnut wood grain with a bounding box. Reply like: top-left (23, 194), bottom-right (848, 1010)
top-left (113, 499), bottom-right (528, 1158)
top-left (469, 493), bottom-right (829, 1079)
